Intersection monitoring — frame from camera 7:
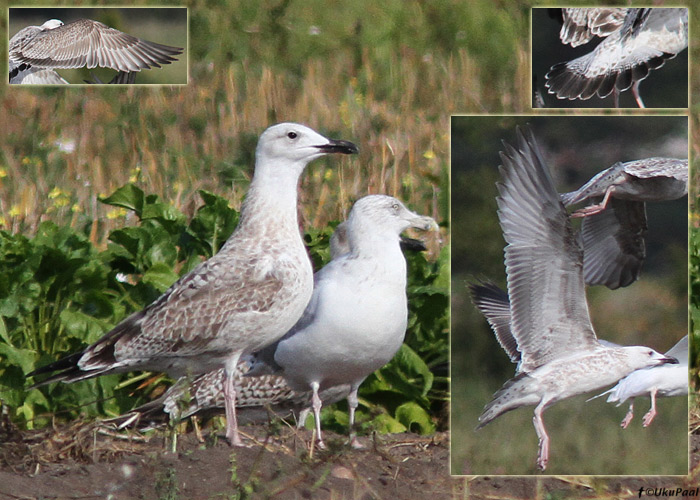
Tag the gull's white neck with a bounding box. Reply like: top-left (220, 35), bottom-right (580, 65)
top-left (233, 157), bottom-right (305, 240)
top-left (347, 223), bottom-right (407, 278)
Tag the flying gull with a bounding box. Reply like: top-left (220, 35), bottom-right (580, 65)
top-left (9, 18), bottom-right (183, 84)
top-left (560, 157), bottom-right (688, 289)
top-left (591, 335), bottom-right (688, 428)
top-left (474, 127), bottom-right (678, 471)
top-left (545, 8), bottom-right (688, 107)
top-left (28, 123), bottom-right (358, 446)
top-left (252, 195), bottom-right (436, 448)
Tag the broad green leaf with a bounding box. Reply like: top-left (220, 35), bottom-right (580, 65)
top-left (142, 262), bottom-right (180, 292)
top-left (59, 309), bottom-right (109, 344)
top-left (100, 184), bottom-right (145, 216)
top-left (395, 401), bottom-right (436, 434)
top-left (371, 413), bottom-right (407, 434)
top-left (0, 343), bottom-right (37, 374)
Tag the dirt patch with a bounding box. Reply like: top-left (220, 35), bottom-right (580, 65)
top-left (1, 420), bottom-right (698, 499)
top-left (0, 420), bottom-right (452, 499)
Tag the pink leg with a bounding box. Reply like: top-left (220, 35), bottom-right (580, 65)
top-left (620, 401), bottom-right (635, 429)
top-left (632, 81), bottom-right (645, 109)
top-left (571, 186), bottom-right (614, 218)
top-left (347, 386), bottom-right (364, 449)
top-left (533, 402), bottom-right (550, 471)
top-left (224, 369), bottom-right (243, 446)
top-left (642, 388), bottom-right (658, 427)
top-left (311, 382), bottom-right (326, 449)
top-left (613, 88), bottom-right (620, 108)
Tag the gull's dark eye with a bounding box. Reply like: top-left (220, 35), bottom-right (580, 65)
top-left (392, 203), bottom-right (400, 212)
top-left (287, 131), bottom-right (298, 139)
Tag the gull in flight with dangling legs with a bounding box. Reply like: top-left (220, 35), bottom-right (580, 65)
top-left (473, 127), bottom-right (677, 471)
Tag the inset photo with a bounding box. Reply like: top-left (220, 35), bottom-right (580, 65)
top-left (451, 115), bottom-right (688, 475)
top-left (9, 7), bottom-right (187, 85)
top-left (532, 8), bottom-right (688, 109)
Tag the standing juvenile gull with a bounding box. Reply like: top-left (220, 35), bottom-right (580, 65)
top-left (255, 195), bottom-right (436, 448)
top-left (560, 158), bottom-right (688, 289)
top-left (9, 18), bottom-right (183, 84)
top-left (28, 123), bottom-right (358, 446)
top-left (545, 8), bottom-right (688, 108)
top-left (592, 335), bottom-right (688, 429)
top-left (476, 127), bottom-right (678, 471)
top-left (126, 218), bottom-right (429, 430)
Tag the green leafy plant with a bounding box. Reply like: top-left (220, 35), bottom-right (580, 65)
top-left (0, 184), bottom-right (448, 436)
top-left (690, 226), bottom-right (700, 386)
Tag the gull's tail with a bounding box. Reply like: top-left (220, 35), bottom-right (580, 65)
top-left (477, 373), bottom-right (541, 429)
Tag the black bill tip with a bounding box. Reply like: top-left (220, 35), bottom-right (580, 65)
top-left (316, 139), bottom-right (359, 155)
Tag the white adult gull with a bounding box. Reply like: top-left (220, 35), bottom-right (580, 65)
top-left (474, 127), bottom-right (677, 471)
top-left (253, 195), bottom-right (437, 448)
top-left (591, 335), bottom-right (688, 429)
top-left (10, 18), bottom-right (183, 84)
top-left (545, 8), bottom-right (688, 108)
top-left (560, 157), bottom-right (688, 289)
top-left (28, 123), bottom-right (358, 446)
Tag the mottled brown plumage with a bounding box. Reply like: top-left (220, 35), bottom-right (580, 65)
top-left (29, 123), bottom-right (358, 446)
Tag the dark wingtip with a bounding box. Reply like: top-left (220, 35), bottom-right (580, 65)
top-left (26, 351), bottom-right (84, 388)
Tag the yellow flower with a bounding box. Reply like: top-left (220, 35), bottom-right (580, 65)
top-left (106, 207), bottom-right (128, 219)
top-left (423, 150), bottom-right (435, 160)
top-left (0, 168), bottom-right (7, 178)
top-left (129, 167), bottom-right (142, 183)
top-left (9, 205), bottom-right (21, 217)
top-left (48, 187), bottom-right (63, 199)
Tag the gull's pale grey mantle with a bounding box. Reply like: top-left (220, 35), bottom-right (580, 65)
top-left (474, 127), bottom-right (677, 471)
top-left (592, 335), bottom-right (688, 429)
top-left (9, 18), bottom-right (183, 84)
top-left (545, 8), bottom-right (688, 108)
top-left (28, 123), bottom-right (358, 446)
top-left (253, 195), bottom-right (436, 448)
top-left (560, 157), bottom-right (687, 289)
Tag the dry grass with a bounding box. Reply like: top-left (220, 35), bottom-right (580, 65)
top-left (0, 44), bottom-right (516, 244)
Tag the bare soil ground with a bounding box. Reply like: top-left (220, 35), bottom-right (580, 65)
top-left (1, 419), bottom-right (698, 500)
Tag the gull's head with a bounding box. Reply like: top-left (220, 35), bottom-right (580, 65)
top-left (255, 123), bottom-right (358, 172)
top-left (40, 19), bottom-right (64, 30)
top-left (624, 345), bottom-right (679, 370)
top-left (349, 195), bottom-right (438, 238)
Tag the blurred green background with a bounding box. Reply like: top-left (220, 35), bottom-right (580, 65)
top-left (451, 116), bottom-right (688, 475)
